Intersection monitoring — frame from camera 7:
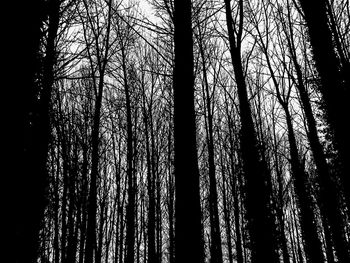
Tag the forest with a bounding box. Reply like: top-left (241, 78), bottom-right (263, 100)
top-left (18, 0), bottom-right (350, 262)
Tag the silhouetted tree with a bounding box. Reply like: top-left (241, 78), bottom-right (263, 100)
top-left (274, 3), bottom-right (350, 260)
top-left (79, 0), bottom-right (113, 262)
top-left (223, 0), bottom-right (279, 261)
top-left (196, 16), bottom-right (224, 263)
top-left (173, 0), bottom-right (203, 262)
top-left (20, 0), bottom-right (60, 262)
top-left (298, 0), bottom-right (350, 213)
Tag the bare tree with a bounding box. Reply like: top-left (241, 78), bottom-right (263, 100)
top-left (173, 0), bottom-right (203, 262)
top-left (297, 0), bottom-right (350, 213)
top-left (223, 0), bottom-right (279, 261)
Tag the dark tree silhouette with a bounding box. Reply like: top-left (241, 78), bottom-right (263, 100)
top-left (196, 18), bottom-right (224, 263)
top-left (223, 0), bottom-right (279, 261)
top-left (80, 1), bottom-right (113, 262)
top-left (298, 0), bottom-right (350, 213)
top-left (173, 0), bottom-right (203, 262)
top-left (276, 81), bottom-right (324, 263)
top-left (20, 0), bottom-right (59, 262)
top-left (276, 4), bottom-right (350, 260)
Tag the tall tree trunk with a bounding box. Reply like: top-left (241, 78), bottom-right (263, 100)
top-left (275, 161), bottom-right (291, 263)
top-left (282, 104), bottom-right (324, 263)
top-left (295, 71), bottom-right (349, 262)
top-left (273, 124), bottom-right (290, 263)
top-left (66, 143), bottom-right (79, 263)
top-left (84, 0), bottom-right (113, 259)
top-left (221, 166), bottom-right (234, 263)
top-left (224, 92), bottom-right (244, 263)
top-left (218, 134), bottom-right (234, 263)
top-left (173, 0), bottom-right (203, 262)
top-left (298, 0), bottom-right (350, 212)
top-left (281, 7), bottom-right (350, 258)
top-left (96, 194), bottom-right (106, 263)
top-left (223, 1), bottom-right (278, 261)
top-left (143, 101), bottom-right (157, 263)
top-left (199, 34), bottom-right (223, 263)
top-left (53, 148), bottom-right (60, 263)
top-left (79, 145), bottom-right (89, 263)
top-left (156, 179), bottom-right (162, 263)
top-left (288, 218), bottom-right (297, 263)
top-left (167, 121), bottom-right (175, 263)
top-left (85, 80), bottom-right (103, 263)
top-left (19, 0), bottom-right (59, 261)
top-left (290, 47), bottom-right (349, 263)
top-left (320, 216), bottom-right (335, 263)
top-left (57, 110), bottom-right (69, 263)
top-left (122, 46), bottom-right (136, 263)
top-left (290, 199), bottom-right (305, 263)
top-left (111, 122), bottom-right (122, 263)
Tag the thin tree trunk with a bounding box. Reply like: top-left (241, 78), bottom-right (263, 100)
top-left (221, 170), bottom-right (234, 263)
top-left (111, 123), bottom-right (122, 263)
top-left (84, 80), bottom-right (103, 263)
top-left (156, 179), bottom-right (162, 263)
top-left (122, 45), bottom-right (136, 263)
top-left (66, 145), bottom-right (78, 263)
top-left (320, 216), bottom-right (335, 263)
top-left (143, 102), bottom-right (157, 263)
top-left (53, 147), bottom-right (60, 263)
top-left (167, 121), bottom-right (175, 263)
top-left (79, 145), bottom-right (89, 263)
top-left (271, 107), bottom-right (290, 263)
top-left (84, 0), bottom-right (112, 260)
top-left (223, 92), bottom-right (244, 263)
top-left (198, 33), bottom-right (223, 263)
top-left (218, 141), bottom-right (234, 263)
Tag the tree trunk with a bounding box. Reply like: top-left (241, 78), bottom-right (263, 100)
top-left (84, 81), bottom-right (103, 263)
top-left (290, 46), bottom-right (350, 262)
top-left (320, 217), bottom-right (335, 263)
top-left (271, 109), bottom-right (290, 263)
top-left (198, 33), bottom-right (223, 263)
top-left (223, 1), bottom-right (278, 261)
top-left (298, 0), bottom-right (350, 213)
top-left (224, 92), bottom-right (244, 263)
top-left (20, 0), bottom-right (59, 261)
top-left (173, 0), bottom-right (203, 262)
top-left (280, 7), bottom-right (350, 257)
top-left (122, 45), bottom-right (136, 263)
top-left (283, 105), bottom-right (324, 263)
top-left (167, 121), bottom-right (175, 263)
top-left (143, 100), bottom-right (157, 263)
top-left (156, 179), bottom-right (162, 263)
top-left (221, 170), bottom-right (234, 263)
top-left (79, 145), bottom-right (89, 263)
top-left (84, 0), bottom-right (113, 260)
